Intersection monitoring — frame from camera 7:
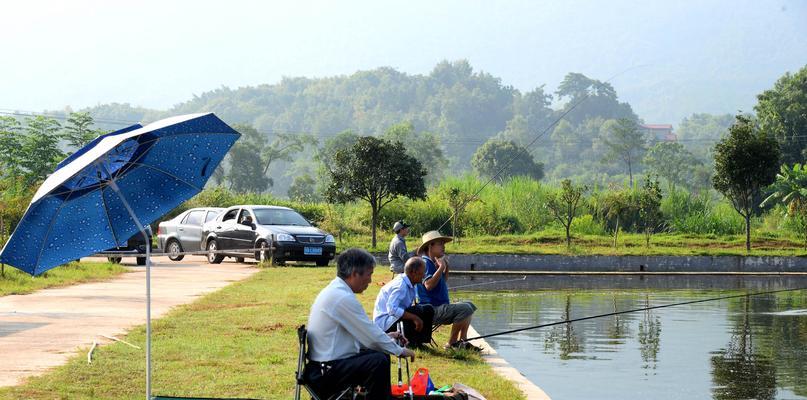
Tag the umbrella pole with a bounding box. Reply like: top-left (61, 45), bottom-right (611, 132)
top-left (108, 180), bottom-right (152, 400)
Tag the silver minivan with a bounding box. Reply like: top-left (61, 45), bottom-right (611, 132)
top-left (157, 207), bottom-right (225, 261)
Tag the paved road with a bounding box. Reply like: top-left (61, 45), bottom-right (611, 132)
top-left (0, 256), bottom-right (259, 387)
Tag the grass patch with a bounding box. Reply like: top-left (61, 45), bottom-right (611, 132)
top-left (340, 231), bottom-right (807, 257)
top-left (0, 261), bottom-right (129, 297)
top-left (0, 267), bottom-right (525, 400)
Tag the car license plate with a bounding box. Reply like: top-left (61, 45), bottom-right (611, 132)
top-left (304, 247), bottom-right (322, 255)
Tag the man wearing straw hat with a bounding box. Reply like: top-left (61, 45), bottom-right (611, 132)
top-left (415, 230), bottom-right (481, 351)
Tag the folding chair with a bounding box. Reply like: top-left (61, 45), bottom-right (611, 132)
top-left (295, 325), bottom-right (363, 400)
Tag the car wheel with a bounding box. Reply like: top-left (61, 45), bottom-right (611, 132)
top-left (166, 240), bottom-right (185, 261)
top-left (316, 259), bottom-right (329, 267)
top-left (108, 257), bottom-right (122, 264)
top-left (207, 239), bottom-right (224, 264)
top-left (136, 257), bottom-right (146, 266)
top-left (255, 241), bottom-right (273, 264)
top-left (235, 257), bottom-right (245, 263)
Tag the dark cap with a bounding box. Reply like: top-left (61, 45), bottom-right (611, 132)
top-left (393, 220), bottom-right (410, 233)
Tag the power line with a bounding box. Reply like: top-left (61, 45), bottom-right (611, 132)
top-left (8, 109), bottom-right (795, 146)
top-left (436, 65), bottom-right (650, 232)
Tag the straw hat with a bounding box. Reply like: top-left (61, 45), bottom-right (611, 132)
top-left (416, 230), bottom-right (453, 255)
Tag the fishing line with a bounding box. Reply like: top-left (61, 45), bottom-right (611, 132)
top-left (436, 65), bottom-right (650, 233)
top-left (449, 275), bottom-right (527, 290)
top-left (460, 286), bottom-right (807, 343)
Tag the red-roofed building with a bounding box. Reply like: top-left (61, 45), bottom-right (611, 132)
top-left (641, 124), bottom-right (677, 142)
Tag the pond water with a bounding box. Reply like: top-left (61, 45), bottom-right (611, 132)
top-left (455, 275), bottom-right (807, 400)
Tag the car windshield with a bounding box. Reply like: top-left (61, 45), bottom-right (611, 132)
top-left (253, 209), bottom-right (310, 226)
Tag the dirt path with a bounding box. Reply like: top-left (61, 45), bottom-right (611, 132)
top-left (0, 256), bottom-right (259, 387)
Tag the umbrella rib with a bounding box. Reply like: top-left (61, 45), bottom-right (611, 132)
top-left (128, 162), bottom-right (204, 192)
top-left (34, 185), bottom-right (82, 273)
top-left (98, 184), bottom-right (122, 247)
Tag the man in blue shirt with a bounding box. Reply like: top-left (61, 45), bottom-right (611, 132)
top-left (415, 231), bottom-right (481, 351)
top-left (373, 257), bottom-right (435, 347)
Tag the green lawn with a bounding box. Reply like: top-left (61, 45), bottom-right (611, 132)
top-left (0, 261), bottom-right (128, 297)
top-left (339, 230), bottom-right (807, 257)
top-left (0, 267), bottom-right (525, 400)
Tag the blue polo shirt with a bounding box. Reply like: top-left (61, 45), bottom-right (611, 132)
top-left (415, 255), bottom-right (450, 306)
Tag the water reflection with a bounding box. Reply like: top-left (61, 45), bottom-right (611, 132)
top-left (711, 297), bottom-right (776, 400)
top-left (638, 295), bottom-right (661, 372)
top-left (463, 276), bottom-right (807, 400)
top-left (544, 295), bottom-right (584, 360)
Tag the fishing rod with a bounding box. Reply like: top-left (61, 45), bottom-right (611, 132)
top-left (460, 286), bottom-right (807, 343)
top-left (436, 65), bottom-right (649, 233)
top-left (449, 275), bottom-right (527, 290)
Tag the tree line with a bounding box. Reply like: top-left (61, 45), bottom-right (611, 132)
top-left (70, 60), bottom-right (793, 196)
top-left (1, 64), bottom-right (805, 252)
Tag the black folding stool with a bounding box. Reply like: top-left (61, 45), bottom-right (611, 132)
top-left (295, 325), bottom-right (364, 400)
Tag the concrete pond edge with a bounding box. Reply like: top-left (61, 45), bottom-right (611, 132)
top-left (466, 325), bottom-right (551, 400)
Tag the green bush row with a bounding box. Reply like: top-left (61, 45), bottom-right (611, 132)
top-left (171, 175), bottom-right (797, 239)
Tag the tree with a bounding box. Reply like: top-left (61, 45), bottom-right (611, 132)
top-left (596, 188), bottom-right (632, 248)
top-left (471, 139), bottom-right (544, 183)
top-left (546, 179), bottom-right (587, 248)
top-left (676, 113), bottom-right (734, 161)
top-left (555, 72), bottom-right (637, 125)
top-left (382, 122), bottom-right (447, 184)
top-left (260, 132), bottom-right (316, 187)
top-left (713, 115), bottom-right (781, 251)
top-left (317, 130), bottom-right (360, 172)
top-left (21, 116), bottom-right (64, 185)
top-left (288, 174), bottom-right (321, 203)
top-left (550, 119), bottom-right (579, 164)
top-left (63, 112), bottom-right (103, 150)
top-left (755, 65), bottom-right (807, 166)
top-left (760, 163), bottom-right (807, 246)
top-left (325, 137), bottom-right (427, 248)
top-left (0, 117), bottom-right (24, 180)
top-left (602, 118), bottom-right (646, 186)
top-left (443, 187), bottom-right (478, 244)
top-left (227, 125), bottom-right (270, 192)
top-left (638, 175), bottom-right (663, 247)
top-left (644, 142), bottom-right (700, 191)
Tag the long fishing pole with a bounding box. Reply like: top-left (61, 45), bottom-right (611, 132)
top-left (460, 286), bottom-right (807, 343)
top-left (449, 275), bottom-right (527, 290)
top-left (436, 65), bottom-right (649, 233)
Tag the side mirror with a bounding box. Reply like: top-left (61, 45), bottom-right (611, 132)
top-left (250, 223), bottom-right (256, 230)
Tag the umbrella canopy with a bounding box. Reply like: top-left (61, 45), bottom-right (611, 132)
top-left (0, 112), bottom-right (239, 275)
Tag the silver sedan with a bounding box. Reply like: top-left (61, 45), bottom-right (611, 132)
top-left (157, 207), bottom-right (225, 261)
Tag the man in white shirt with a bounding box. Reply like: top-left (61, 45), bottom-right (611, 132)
top-left (306, 248), bottom-right (416, 400)
top-left (373, 257), bottom-right (435, 347)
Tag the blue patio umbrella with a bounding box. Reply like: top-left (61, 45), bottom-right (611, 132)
top-left (0, 112), bottom-right (239, 399)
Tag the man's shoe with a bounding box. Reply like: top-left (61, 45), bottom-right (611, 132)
top-left (446, 341), bottom-right (483, 352)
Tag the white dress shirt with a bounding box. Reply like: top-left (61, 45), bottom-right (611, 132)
top-left (307, 277), bottom-right (404, 362)
top-left (372, 274), bottom-right (416, 331)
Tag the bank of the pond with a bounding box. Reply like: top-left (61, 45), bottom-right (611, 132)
top-left (347, 231), bottom-right (807, 257)
top-left (373, 253), bottom-right (807, 274)
top-left (0, 267), bottom-right (525, 400)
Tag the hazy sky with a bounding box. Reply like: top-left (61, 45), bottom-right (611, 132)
top-left (2, 0), bottom-right (805, 122)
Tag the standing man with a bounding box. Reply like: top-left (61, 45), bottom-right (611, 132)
top-left (306, 248), bottom-right (415, 400)
top-left (415, 231), bottom-right (482, 351)
top-left (373, 257), bottom-right (435, 347)
top-left (388, 220), bottom-right (411, 276)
